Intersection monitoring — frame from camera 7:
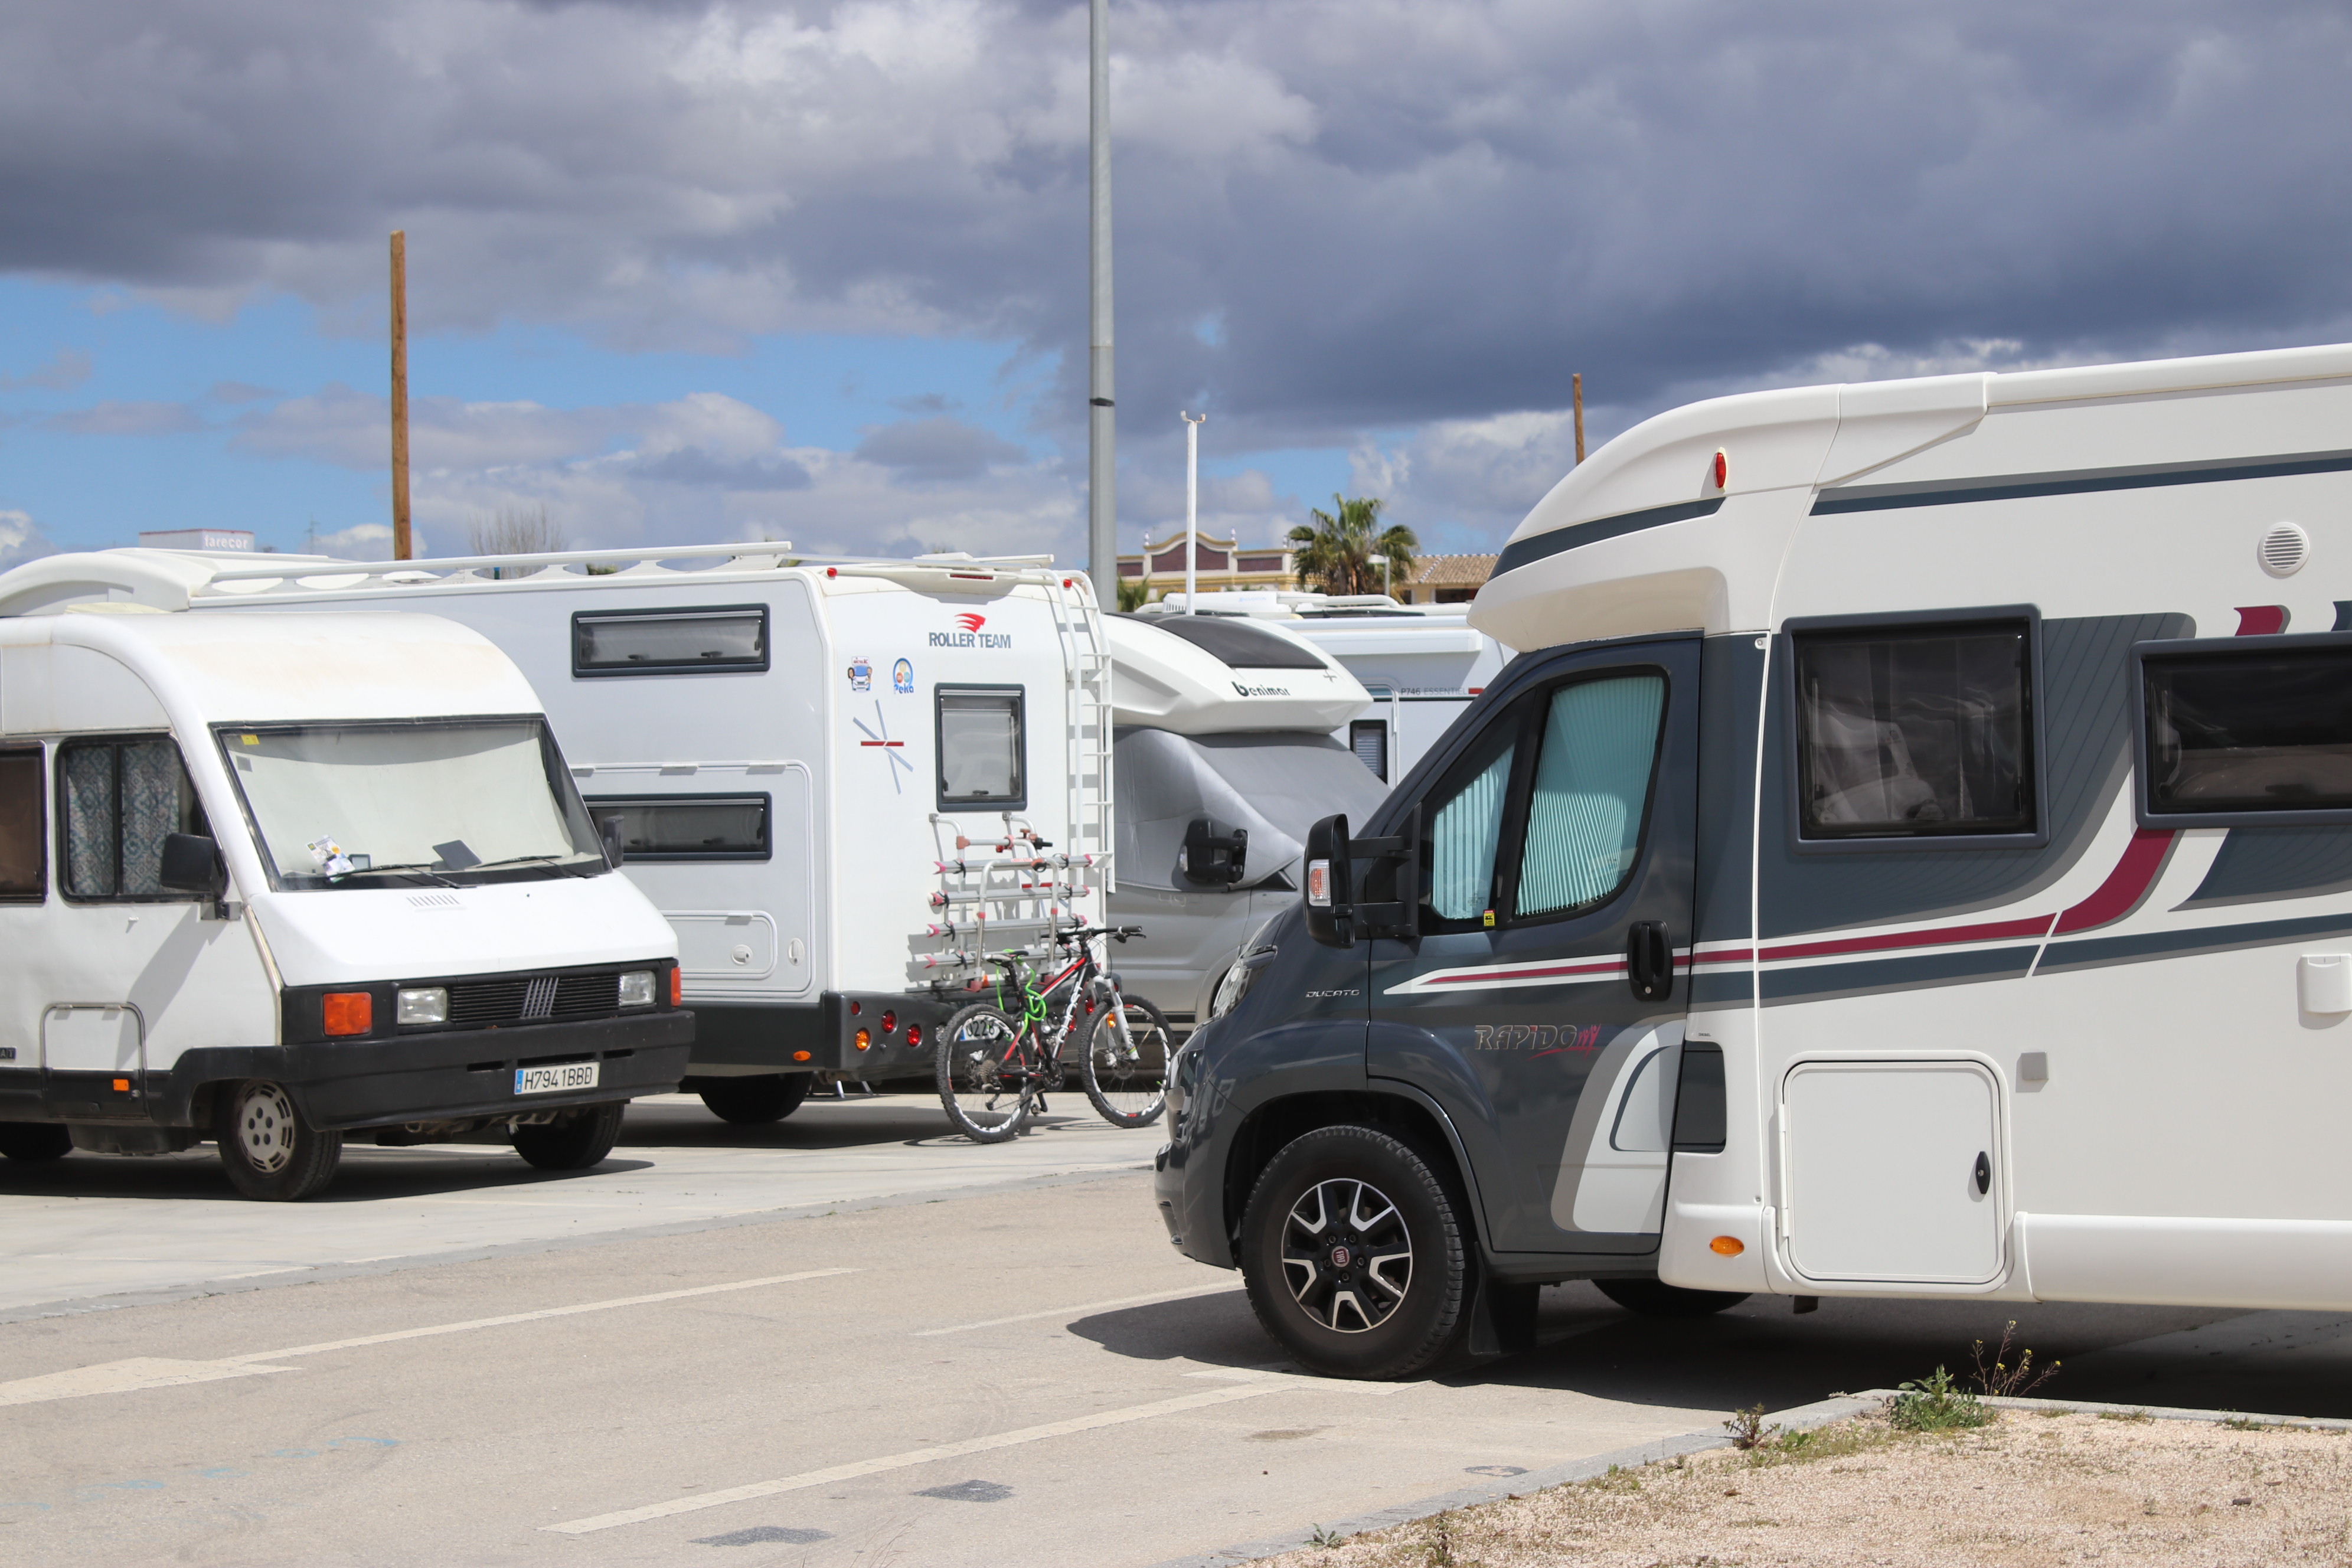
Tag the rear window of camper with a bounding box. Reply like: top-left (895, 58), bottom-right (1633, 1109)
top-left (936, 687), bottom-right (1025, 810)
top-left (573, 606), bottom-right (768, 675)
top-left (584, 795), bottom-right (770, 860)
top-left (2142, 642), bottom-right (2352, 819)
top-left (0, 747), bottom-right (43, 899)
top-left (58, 738), bottom-right (209, 900)
top-left (1793, 620), bottom-right (2034, 841)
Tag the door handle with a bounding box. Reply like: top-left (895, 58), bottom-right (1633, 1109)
top-left (1626, 921), bottom-right (1672, 1002)
top-left (1973, 1151), bottom-right (1992, 1195)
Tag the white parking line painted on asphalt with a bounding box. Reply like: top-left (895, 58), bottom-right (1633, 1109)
top-left (541, 1383), bottom-right (1289, 1536)
top-left (912, 1280), bottom-right (1245, 1336)
top-left (0, 1268), bottom-right (855, 1409)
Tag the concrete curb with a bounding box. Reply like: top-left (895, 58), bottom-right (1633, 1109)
top-left (1860, 1388), bottom-right (2352, 1432)
top-left (0, 1161), bottom-right (1150, 1326)
top-left (1143, 1393), bottom-right (1882, 1568)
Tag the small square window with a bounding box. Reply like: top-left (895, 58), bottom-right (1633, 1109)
top-left (936, 687), bottom-right (1025, 810)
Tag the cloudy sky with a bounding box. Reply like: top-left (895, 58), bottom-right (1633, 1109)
top-left (0, 0), bottom-right (2347, 569)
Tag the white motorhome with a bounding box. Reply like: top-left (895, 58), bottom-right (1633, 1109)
top-left (1155, 340), bottom-right (2352, 1380)
top-left (1108, 613), bottom-right (1385, 1028)
top-left (38, 545), bottom-right (1113, 1125)
top-left (0, 567), bottom-right (692, 1201)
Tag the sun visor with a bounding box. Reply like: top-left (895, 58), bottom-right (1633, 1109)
top-left (1109, 615), bottom-right (1371, 733)
top-left (1114, 727), bottom-right (1390, 891)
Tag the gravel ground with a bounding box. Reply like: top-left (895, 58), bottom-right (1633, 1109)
top-left (1260, 1409), bottom-right (2352, 1566)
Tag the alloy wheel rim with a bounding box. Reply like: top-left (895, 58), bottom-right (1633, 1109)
top-left (1280, 1177), bottom-right (1412, 1333)
top-left (236, 1082), bottom-right (299, 1174)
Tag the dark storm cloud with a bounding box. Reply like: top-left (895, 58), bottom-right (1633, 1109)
top-left (631, 444), bottom-right (815, 489)
top-left (2, 1), bottom-right (2348, 460)
top-left (854, 416), bottom-right (1027, 481)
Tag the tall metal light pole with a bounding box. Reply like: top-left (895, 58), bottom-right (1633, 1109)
top-left (1181, 411), bottom-right (1205, 613)
top-left (1086, 0), bottom-right (1116, 605)
top-left (390, 230), bottom-right (411, 560)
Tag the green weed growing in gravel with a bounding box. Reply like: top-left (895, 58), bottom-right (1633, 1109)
top-left (1309, 1523), bottom-right (1347, 1549)
top-left (1969, 1321), bottom-right (2060, 1398)
top-left (1723, 1404), bottom-right (1780, 1449)
top-left (1889, 1366), bottom-right (1994, 1431)
top-left (2098, 1408), bottom-right (2155, 1425)
top-left (1745, 1420), bottom-right (1896, 1469)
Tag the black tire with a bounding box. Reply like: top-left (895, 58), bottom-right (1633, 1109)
top-left (1593, 1277), bottom-right (1750, 1317)
top-left (0, 1122), bottom-right (73, 1162)
top-left (215, 1080), bottom-right (343, 1201)
top-left (695, 1073), bottom-right (813, 1125)
top-left (935, 1002), bottom-right (1034, 1143)
top-left (1080, 993), bottom-right (1170, 1128)
top-left (512, 1102), bottom-right (626, 1170)
top-left (1237, 1124), bottom-right (1469, 1380)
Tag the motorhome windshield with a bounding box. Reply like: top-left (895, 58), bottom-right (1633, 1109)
top-left (215, 719), bottom-right (605, 888)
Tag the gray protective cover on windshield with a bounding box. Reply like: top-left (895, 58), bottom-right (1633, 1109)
top-left (1114, 727), bottom-right (1388, 891)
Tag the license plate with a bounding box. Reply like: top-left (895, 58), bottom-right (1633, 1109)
top-left (515, 1061), bottom-right (600, 1095)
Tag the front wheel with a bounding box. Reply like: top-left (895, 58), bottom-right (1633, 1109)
top-left (935, 1003), bottom-right (1034, 1144)
top-left (0, 1122), bottom-right (73, 1162)
top-left (1593, 1278), bottom-right (1750, 1317)
top-left (695, 1073), bottom-right (812, 1125)
top-left (1237, 1124), bottom-right (1469, 1380)
top-left (513, 1102), bottom-right (626, 1170)
top-left (215, 1080), bottom-right (342, 1201)
top-left (1080, 994), bottom-right (1170, 1128)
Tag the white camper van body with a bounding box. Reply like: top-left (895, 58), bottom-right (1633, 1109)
top-left (1468, 340), bottom-right (2352, 1311)
top-left (0, 586), bottom-right (690, 1193)
top-left (1107, 613), bottom-right (1384, 1027)
top-left (58, 546), bottom-right (1114, 1094)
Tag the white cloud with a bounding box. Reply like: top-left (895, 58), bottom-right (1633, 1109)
top-left (0, 507), bottom-right (56, 569)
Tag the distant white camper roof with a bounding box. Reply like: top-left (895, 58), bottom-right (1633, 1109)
top-left (138, 528), bottom-right (254, 553)
top-left (1109, 613), bottom-right (1371, 734)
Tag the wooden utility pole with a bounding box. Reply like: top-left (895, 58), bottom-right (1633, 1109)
top-left (390, 230), bottom-right (411, 560)
top-left (1572, 372), bottom-right (1586, 465)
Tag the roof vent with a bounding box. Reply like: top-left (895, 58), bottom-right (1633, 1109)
top-left (2259, 521), bottom-right (2309, 577)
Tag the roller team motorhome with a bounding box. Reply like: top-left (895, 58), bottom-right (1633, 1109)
top-left (27, 545), bottom-right (1114, 1125)
top-left (0, 576), bottom-right (691, 1200)
top-left (1106, 613), bottom-right (1386, 1030)
top-left (1155, 340), bottom-right (2352, 1379)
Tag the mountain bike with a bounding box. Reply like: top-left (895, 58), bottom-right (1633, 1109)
top-left (934, 925), bottom-right (1171, 1142)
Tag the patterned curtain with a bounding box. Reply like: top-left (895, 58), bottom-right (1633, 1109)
top-left (119, 741), bottom-right (188, 896)
top-left (1516, 675), bottom-right (1664, 917)
top-left (61, 745), bottom-right (116, 897)
top-left (61, 740), bottom-right (201, 897)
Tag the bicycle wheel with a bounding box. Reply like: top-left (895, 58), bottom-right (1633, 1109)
top-left (936, 1002), bottom-right (1037, 1143)
top-left (1081, 992), bottom-right (1171, 1128)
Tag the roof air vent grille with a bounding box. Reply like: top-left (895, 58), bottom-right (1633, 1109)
top-left (2259, 522), bottom-right (2309, 578)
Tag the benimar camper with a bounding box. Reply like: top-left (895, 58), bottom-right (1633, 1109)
top-left (1154, 339), bottom-right (2352, 1379)
top-left (0, 567), bottom-right (692, 1200)
top-left (34, 544), bottom-right (1114, 1125)
top-left (1106, 612), bottom-right (1384, 1030)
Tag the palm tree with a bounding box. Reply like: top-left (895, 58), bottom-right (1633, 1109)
top-left (1286, 495), bottom-right (1417, 598)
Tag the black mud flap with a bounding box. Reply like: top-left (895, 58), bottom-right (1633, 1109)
top-left (1464, 1271), bottom-right (1540, 1358)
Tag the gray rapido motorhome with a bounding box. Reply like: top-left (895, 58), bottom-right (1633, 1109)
top-left (0, 566), bottom-right (692, 1200)
top-left (1155, 339), bottom-right (2352, 1380)
top-left (42, 544), bottom-right (1114, 1126)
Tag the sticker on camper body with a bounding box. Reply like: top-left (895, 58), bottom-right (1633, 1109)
top-left (893, 658), bottom-right (914, 694)
top-left (930, 612), bottom-right (1014, 650)
top-left (1472, 1023), bottom-right (1604, 1057)
top-left (848, 656), bottom-right (873, 692)
top-left (852, 701), bottom-right (915, 793)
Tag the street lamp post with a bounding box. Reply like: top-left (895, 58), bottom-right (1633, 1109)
top-left (1181, 411), bottom-right (1206, 613)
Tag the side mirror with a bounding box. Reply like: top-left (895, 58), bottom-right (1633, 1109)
top-left (1178, 816), bottom-right (1248, 887)
top-left (597, 814), bottom-right (627, 868)
top-left (159, 832), bottom-right (223, 895)
top-left (1303, 814), bottom-right (1354, 948)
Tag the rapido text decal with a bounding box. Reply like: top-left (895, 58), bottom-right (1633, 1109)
top-left (931, 612), bottom-right (1013, 649)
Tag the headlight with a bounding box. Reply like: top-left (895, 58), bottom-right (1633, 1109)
top-left (1209, 959), bottom-right (1255, 1020)
top-left (1165, 1043), bottom-right (1194, 1126)
top-left (618, 970), bottom-right (656, 1007)
top-left (396, 986), bottom-right (447, 1025)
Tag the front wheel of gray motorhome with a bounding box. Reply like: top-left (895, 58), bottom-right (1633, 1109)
top-left (512, 1102), bottom-right (626, 1171)
top-left (1237, 1125), bottom-right (1469, 1381)
top-left (0, 1122), bottom-right (73, 1162)
top-left (695, 1073), bottom-right (812, 1125)
top-left (1593, 1278), bottom-right (1750, 1318)
top-left (215, 1081), bottom-right (344, 1201)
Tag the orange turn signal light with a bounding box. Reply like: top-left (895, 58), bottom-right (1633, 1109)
top-left (322, 992), bottom-right (373, 1036)
top-left (112, 1077), bottom-right (130, 1092)
top-left (1709, 1235), bottom-right (1745, 1257)
top-left (791, 1050), bottom-right (812, 1063)
top-left (669, 966), bottom-right (682, 1006)
top-left (854, 1028), bottom-right (871, 1051)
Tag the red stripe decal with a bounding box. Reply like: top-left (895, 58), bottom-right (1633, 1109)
top-left (1756, 913), bottom-right (2054, 963)
top-left (2051, 828), bottom-right (2175, 934)
top-left (2235, 605), bottom-right (2288, 636)
top-left (1423, 958), bottom-right (1624, 986)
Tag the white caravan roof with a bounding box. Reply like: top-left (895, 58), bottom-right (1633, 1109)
top-left (1108, 613), bottom-right (1370, 733)
top-left (1474, 339), bottom-right (2352, 651)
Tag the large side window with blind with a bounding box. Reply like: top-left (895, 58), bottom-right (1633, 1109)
top-left (936, 687), bottom-right (1025, 811)
top-left (572, 605), bottom-right (769, 677)
top-left (1788, 612), bottom-right (2040, 848)
top-left (57, 737), bottom-right (208, 901)
top-left (0, 746), bottom-right (44, 901)
top-left (2137, 636), bottom-right (2352, 826)
top-left (584, 794), bottom-right (771, 860)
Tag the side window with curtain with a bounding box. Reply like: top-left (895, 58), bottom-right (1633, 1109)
top-left (58, 737), bottom-right (208, 900)
top-left (1419, 714), bottom-right (1518, 926)
top-left (0, 747), bottom-right (44, 901)
top-left (1514, 673), bottom-right (1665, 919)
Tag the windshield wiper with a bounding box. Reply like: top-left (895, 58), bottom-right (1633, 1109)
top-left (460, 854), bottom-right (602, 878)
top-left (334, 861), bottom-right (464, 888)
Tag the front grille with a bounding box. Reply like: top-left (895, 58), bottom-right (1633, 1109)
top-left (445, 971), bottom-right (627, 1027)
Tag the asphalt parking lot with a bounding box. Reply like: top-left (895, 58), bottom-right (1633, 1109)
top-left (6, 1093), bottom-right (2352, 1567)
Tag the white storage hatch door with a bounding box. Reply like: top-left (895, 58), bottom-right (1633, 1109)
top-left (1783, 1060), bottom-right (2002, 1285)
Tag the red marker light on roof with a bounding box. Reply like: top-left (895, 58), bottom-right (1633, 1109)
top-left (1713, 449), bottom-right (1729, 489)
top-left (826, 566), bottom-right (838, 578)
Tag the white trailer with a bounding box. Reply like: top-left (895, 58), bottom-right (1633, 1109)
top-left (0, 566), bottom-right (692, 1200)
top-left (32, 545), bottom-right (1115, 1123)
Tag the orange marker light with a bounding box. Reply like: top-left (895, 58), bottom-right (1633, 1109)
top-left (669, 966), bottom-right (682, 1006)
top-left (112, 1077), bottom-right (130, 1092)
top-left (791, 1050), bottom-right (812, 1063)
top-left (1709, 1235), bottom-right (1745, 1257)
top-left (322, 992), bottom-right (373, 1036)
top-left (854, 1028), bottom-right (871, 1051)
